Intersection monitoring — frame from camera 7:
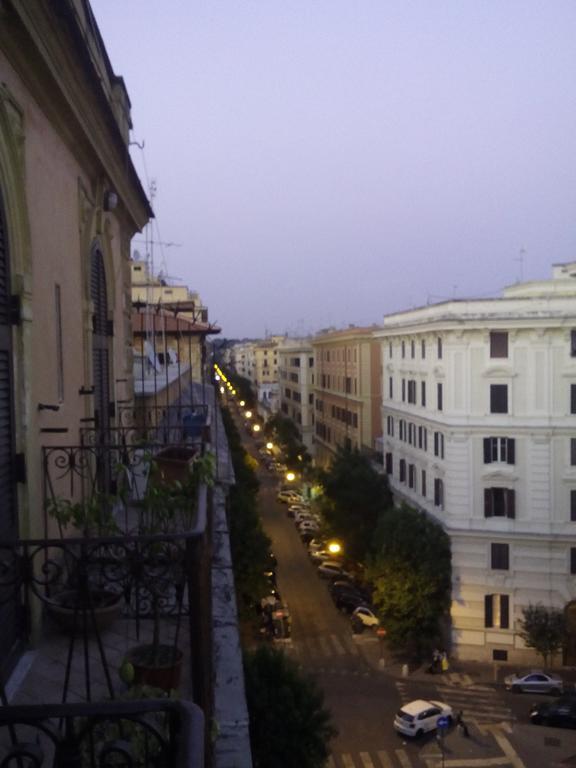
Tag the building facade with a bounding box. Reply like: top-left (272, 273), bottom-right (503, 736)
top-left (278, 339), bottom-right (315, 452)
top-left (376, 262), bottom-right (576, 664)
top-left (312, 327), bottom-right (382, 467)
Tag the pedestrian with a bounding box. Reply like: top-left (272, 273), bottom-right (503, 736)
top-left (456, 710), bottom-right (469, 737)
top-left (441, 650), bottom-right (450, 672)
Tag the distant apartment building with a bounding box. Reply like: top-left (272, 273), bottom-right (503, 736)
top-left (312, 327), bottom-right (382, 467)
top-left (230, 336), bottom-right (284, 413)
top-left (376, 262), bottom-right (576, 664)
top-left (131, 257), bottom-right (208, 322)
top-left (278, 340), bottom-right (315, 452)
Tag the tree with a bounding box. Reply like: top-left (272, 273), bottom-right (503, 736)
top-left (318, 447), bottom-right (392, 561)
top-left (519, 604), bottom-right (566, 667)
top-left (367, 504), bottom-right (451, 659)
top-left (265, 413), bottom-right (312, 470)
top-left (243, 645), bottom-right (337, 768)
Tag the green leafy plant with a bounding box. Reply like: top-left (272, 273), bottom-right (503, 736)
top-left (46, 493), bottom-right (120, 537)
top-left (519, 604), bottom-right (566, 667)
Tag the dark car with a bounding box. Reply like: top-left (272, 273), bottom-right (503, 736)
top-left (329, 580), bottom-right (372, 603)
top-left (333, 590), bottom-right (369, 614)
top-left (530, 697), bottom-right (576, 728)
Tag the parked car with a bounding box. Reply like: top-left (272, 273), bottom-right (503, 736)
top-left (530, 696), bottom-right (576, 728)
top-left (332, 590), bottom-right (368, 614)
top-left (393, 700), bottom-right (453, 738)
top-left (317, 561), bottom-right (353, 580)
top-left (277, 490), bottom-right (301, 504)
top-left (328, 580), bottom-right (371, 601)
top-left (504, 671), bottom-right (564, 695)
top-left (351, 605), bottom-right (379, 628)
top-left (294, 511), bottom-right (317, 525)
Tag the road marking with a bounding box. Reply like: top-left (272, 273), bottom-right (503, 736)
top-left (359, 753), bottom-right (375, 768)
top-left (318, 636), bottom-right (333, 656)
top-left (376, 751), bottom-right (393, 768)
top-left (424, 758), bottom-right (510, 767)
top-left (491, 731), bottom-right (526, 768)
top-left (331, 633), bottom-right (347, 655)
top-left (341, 755), bottom-right (356, 768)
top-left (395, 749), bottom-right (412, 768)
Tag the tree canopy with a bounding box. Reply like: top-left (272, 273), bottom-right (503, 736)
top-left (244, 645), bottom-right (337, 768)
top-left (367, 504), bottom-right (451, 658)
top-left (318, 446), bottom-right (392, 561)
top-left (519, 604), bottom-right (566, 667)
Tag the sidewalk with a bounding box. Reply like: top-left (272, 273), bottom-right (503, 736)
top-left (354, 630), bottom-right (576, 688)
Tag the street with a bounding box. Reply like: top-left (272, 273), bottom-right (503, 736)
top-left (238, 419), bottom-right (576, 768)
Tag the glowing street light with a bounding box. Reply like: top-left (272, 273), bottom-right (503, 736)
top-left (266, 442), bottom-right (274, 451)
top-left (240, 400), bottom-right (245, 407)
top-left (245, 410), bottom-right (252, 419)
top-left (285, 471), bottom-right (296, 482)
top-left (253, 424), bottom-right (261, 433)
top-left (327, 541), bottom-right (342, 556)
top-left (219, 386), bottom-right (225, 394)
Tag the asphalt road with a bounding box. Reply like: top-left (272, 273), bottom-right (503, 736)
top-left (236, 414), bottom-right (576, 767)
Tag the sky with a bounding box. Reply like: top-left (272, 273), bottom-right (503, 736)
top-left (93, 1), bottom-right (576, 339)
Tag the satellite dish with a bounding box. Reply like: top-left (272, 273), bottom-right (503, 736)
top-left (144, 340), bottom-right (161, 372)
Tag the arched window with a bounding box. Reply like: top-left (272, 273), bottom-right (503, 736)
top-left (0, 187), bottom-right (22, 677)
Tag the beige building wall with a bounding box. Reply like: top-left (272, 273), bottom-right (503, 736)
top-left (0, 3), bottom-right (150, 541)
top-left (312, 327), bottom-right (382, 467)
top-left (278, 340), bottom-right (315, 452)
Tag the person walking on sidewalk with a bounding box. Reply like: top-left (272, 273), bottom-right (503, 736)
top-left (456, 710), bottom-right (469, 737)
top-left (440, 649), bottom-right (450, 672)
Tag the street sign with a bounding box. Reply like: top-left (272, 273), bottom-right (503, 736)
top-left (437, 715), bottom-right (450, 730)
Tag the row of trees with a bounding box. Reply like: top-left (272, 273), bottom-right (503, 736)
top-left (221, 405), bottom-right (336, 767)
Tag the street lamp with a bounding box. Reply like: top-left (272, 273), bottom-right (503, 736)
top-left (285, 471), bottom-right (296, 482)
top-left (219, 386), bottom-right (225, 394)
top-left (266, 442), bottom-right (274, 451)
top-left (240, 400), bottom-right (245, 407)
top-left (327, 541), bottom-right (342, 556)
top-left (245, 410), bottom-right (252, 419)
top-left (253, 424), bottom-right (261, 433)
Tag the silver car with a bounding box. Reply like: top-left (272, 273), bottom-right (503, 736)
top-left (504, 671), bottom-right (564, 695)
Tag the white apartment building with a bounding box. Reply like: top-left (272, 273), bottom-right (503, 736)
top-left (278, 340), bottom-right (315, 452)
top-left (376, 262), bottom-right (576, 665)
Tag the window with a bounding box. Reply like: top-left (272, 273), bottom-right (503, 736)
top-left (408, 464), bottom-right (416, 489)
top-left (571, 548), bottom-right (576, 575)
top-left (401, 341), bottom-right (406, 358)
top-left (411, 340), bottom-right (415, 359)
top-left (571, 439), bottom-right (576, 466)
top-left (421, 339), bottom-right (426, 359)
top-left (437, 382), bottom-right (443, 411)
top-left (491, 543), bottom-right (510, 570)
top-left (484, 488), bottom-right (515, 518)
top-left (402, 379), bottom-right (406, 402)
top-left (434, 431), bottom-right (444, 459)
top-left (309, 357), bottom-right (314, 367)
top-left (571, 490), bottom-right (576, 522)
top-left (389, 377), bottom-right (393, 399)
top-left (55, 284), bottom-right (64, 401)
top-left (387, 415), bottom-right (394, 436)
top-left (421, 470), bottom-right (427, 497)
top-left (385, 452), bottom-right (393, 475)
top-left (490, 331), bottom-right (509, 358)
top-left (399, 419), bottom-right (405, 441)
top-left (490, 384), bottom-right (508, 414)
top-left (485, 594), bottom-right (510, 629)
top-left (572, 384), bottom-right (576, 414)
top-left (407, 380), bottom-right (416, 404)
top-left (399, 459), bottom-right (406, 482)
top-left (388, 342), bottom-right (393, 358)
top-left (484, 437), bottom-right (515, 464)
top-left (571, 331), bottom-right (576, 357)
top-left (437, 337), bottom-right (443, 359)
top-left (434, 478), bottom-right (444, 508)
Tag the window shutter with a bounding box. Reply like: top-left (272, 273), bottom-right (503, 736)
top-left (484, 489), bottom-right (493, 517)
top-left (507, 439), bottom-right (515, 465)
top-left (500, 595), bottom-right (510, 629)
top-left (483, 438), bottom-right (492, 464)
top-left (484, 595), bottom-right (493, 628)
top-left (506, 489), bottom-right (516, 519)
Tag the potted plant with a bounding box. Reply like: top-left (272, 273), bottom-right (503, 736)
top-left (122, 451), bottom-right (215, 691)
top-left (44, 493), bottom-right (124, 632)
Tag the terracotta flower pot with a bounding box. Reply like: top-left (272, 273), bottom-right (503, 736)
top-left (47, 589), bottom-right (123, 633)
top-left (124, 644), bottom-right (183, 692)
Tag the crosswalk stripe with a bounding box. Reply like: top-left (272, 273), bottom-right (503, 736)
top-left (395, 749), bottom-right (412, 768)
top-left (341, 755), bottom-right (356, 768)
top-left (318, 636), bottom-right (333, 656)
top-left (359, 753), bottom-right (375, 768)
top-left (376, 751), bottom-right (393, 768)
top-left (331, 634), bottom-right (347, 656)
